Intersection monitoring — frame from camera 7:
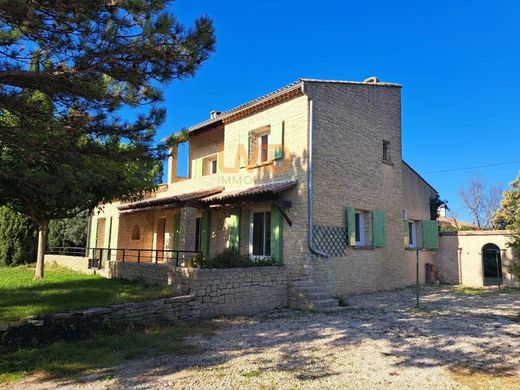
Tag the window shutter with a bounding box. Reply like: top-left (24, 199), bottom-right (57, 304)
top-left (200, 210), bottom-right (211, 259)
top-left (229, 207), bottom-right (241, 252)
top-left (422, 220), bottom-right (439, 249)
top-left (272, 121), bottom-right (284, 160)
top-left (403, 220), bottom-right (410, 248)
top-left (372, 211), bottom-right (385, 247)
top-left (196, 157), bottom-right (204, 177)
top-left (346, 207), bottom-right (356, 246)
top-left (238, 130), bottom-right (250, 168)
top-left (172, 213), bottom-right (180, 251)
top-left (270, 205), bottom-right (283, 261)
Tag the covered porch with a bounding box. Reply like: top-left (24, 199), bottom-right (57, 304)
top-left (89, 180), bottom-right (297, 267)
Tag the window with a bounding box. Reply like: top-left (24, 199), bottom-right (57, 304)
top-left (257, 132), bottom-right (271, 164)
top-left (250, 211), bottom-right (271, 257)
top-left (131, 225), bottom-right (140, 240)
top-left (408, 221), bottom-right (417, 248)
top-left (194, 217), bottom-right (202, 252)
top-left (383, 140), bottom-right (390, 162)
top-left (355, 212), bottom-right (365, 246)
top-left (210, 158), bottom-right (218, 175)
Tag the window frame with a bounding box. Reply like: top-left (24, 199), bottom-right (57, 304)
top-left (382, 140), bottom-right (391, 162)
top-left (355, 211), bottom-right (365, 246)
top-left (408, 221), bottom-right (417, 248)
top-left (249, 208), bottom-right (272, 258)
top-left (256, 131), bottom-right (271, 165)
top-left (209, 157), bottom-right (218, 175)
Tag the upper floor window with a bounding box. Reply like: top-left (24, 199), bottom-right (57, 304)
top-left (204, 155), bottom-right (218, 175)
top-left (256, 132), bottom-right (271, 164)
top-left (383, 140), bottom-right (391, 162)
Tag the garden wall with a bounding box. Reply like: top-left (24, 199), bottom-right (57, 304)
top-left (172, 266), bottom-right (288, 317)
top-left (107, 261), bottom-right (288, 317)
top-left (0, 295), bottom-right (198, 350)
top-left (44, 254), bottom-right (91, 274)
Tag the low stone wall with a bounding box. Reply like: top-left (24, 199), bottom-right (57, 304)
top-left (108, 261), bottom-right (173, 286)
top-left (0, 295), bottom-right (197, 350)
top-left (44, 254), bottom-right (91, 274)
top-left (172, 266), bottom-right (288, 317)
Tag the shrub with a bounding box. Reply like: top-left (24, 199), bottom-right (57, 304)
top-left (192, 249), bottom-right (282, 269)
top-left (0, 207), bottom-right (38, 266)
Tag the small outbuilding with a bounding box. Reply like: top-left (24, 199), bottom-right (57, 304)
top-left (432, 230), bottom-right (519, 288)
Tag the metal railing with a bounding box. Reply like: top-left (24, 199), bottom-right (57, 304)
top-left (46, 246), bottom-right (88, 257)
top-left (46, 247), bottom-right (202, 269)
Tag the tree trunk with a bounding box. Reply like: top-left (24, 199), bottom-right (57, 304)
top-left (34, 219), bottom-right (48, 280)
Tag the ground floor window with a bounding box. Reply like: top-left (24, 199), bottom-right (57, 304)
top-left (250, 211), bottom-right (271, 257)
top-left (408, 221), bottom-right (417, 248)
top-left (355, 212), bottom-right (365, 246)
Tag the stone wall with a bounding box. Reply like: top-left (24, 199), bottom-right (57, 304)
top-left (171, 266), bottom-right (288, 317)
top-left (108, 261), bottom-right (173, 286)
top-left (0, 295), bottom-right (197, 350)
top-left (45, 254), bottom-right (91, 274)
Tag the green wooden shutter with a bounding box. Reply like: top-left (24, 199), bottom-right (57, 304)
top-left (403, 220), bottom-right (410, 248)
top-left (272, 121), bottom-right (284, 160)
top-left (422, 220), bottom-right (439, 249)
top-left (372, 211), bottom-right (385, 247)
top-left (238, 130), bottom-right (250, 168)
top-left (346, 207), bottom-right (356, 246)
top-left (191, 157), bottom-right (204, 178)
top-left (200, 210), bottom-right (211, 259)
top-left (270, 205), bottom-right (283, 261)
top-left (172, 213), bottom-right (180, 251)
top-left (229, 207), bottom-right (241, 252)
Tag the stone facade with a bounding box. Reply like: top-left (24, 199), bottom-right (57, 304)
top-left (432, 231), bottom-right (519, 287)
top-left (108, 261), bottom-right (288, 316)
top-left (88, 78), bottom-right (437, 309)
top-left (171, 266), bottom-right (288, 317)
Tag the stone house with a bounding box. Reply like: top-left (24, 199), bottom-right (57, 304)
top-left (88, 77), bottom-right (439, 309)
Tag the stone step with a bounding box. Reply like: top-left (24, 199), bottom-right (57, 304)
top-left (305, 291), bottom-right (331, 300)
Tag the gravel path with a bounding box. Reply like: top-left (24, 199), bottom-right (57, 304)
top-left (6, 287), bottom-right (520, 389)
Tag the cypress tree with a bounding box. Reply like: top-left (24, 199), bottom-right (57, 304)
top-left (0, 206), bottom-right (37, 266)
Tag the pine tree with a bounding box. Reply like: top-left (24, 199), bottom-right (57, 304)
top-left (0, 206), bottom-right (37, 266)
top-left (0, 1), bottom-right (215, 278)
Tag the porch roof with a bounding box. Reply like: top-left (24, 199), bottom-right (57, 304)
top-left (118, 186), bottom-right (224, 213)
top-left (200, 179), bottom-right (298, 205)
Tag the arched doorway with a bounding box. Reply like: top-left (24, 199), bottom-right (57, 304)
top-left (482, 243), bottom-right (502, 286)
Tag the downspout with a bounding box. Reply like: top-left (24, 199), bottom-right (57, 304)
top-left (306, 87), bottom-right (328, 257)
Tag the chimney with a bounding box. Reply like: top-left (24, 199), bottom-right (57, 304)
top-left (363, 76), bottom-right (380, 84)
top-left (210, 111), bottom-right (221, 119)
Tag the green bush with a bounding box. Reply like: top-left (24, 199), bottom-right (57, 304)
top-left (0, 207), bottom-right (38, 266)
top-left (192, 249), bottom-right (282, 269)
top-left (47, 211), bottom-right (88, 248)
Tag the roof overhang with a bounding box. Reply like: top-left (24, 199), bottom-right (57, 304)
top-left (201, 179), bottom-right (298, 206)
top-left (118, 186), bottom-right (224, 213)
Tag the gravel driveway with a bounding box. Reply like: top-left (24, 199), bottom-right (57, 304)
top-left (6, 286), bottom-right (520, 389)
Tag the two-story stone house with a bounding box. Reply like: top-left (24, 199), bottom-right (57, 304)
top-left (89, 77), bottom-right (438, 309)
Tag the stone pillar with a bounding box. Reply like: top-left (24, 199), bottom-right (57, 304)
top-left (167, 146), bottom-right (177, 184)
top-left (178, 206), bottom-right (198, 252)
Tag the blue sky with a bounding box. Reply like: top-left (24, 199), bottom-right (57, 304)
top-left (155, 0), bottom-right (520, 221)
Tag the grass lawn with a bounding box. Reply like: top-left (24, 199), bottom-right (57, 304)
top-left (0, 321), bottom-right (217, 384)
top-left (0, 265), bottom-right (173, 322)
